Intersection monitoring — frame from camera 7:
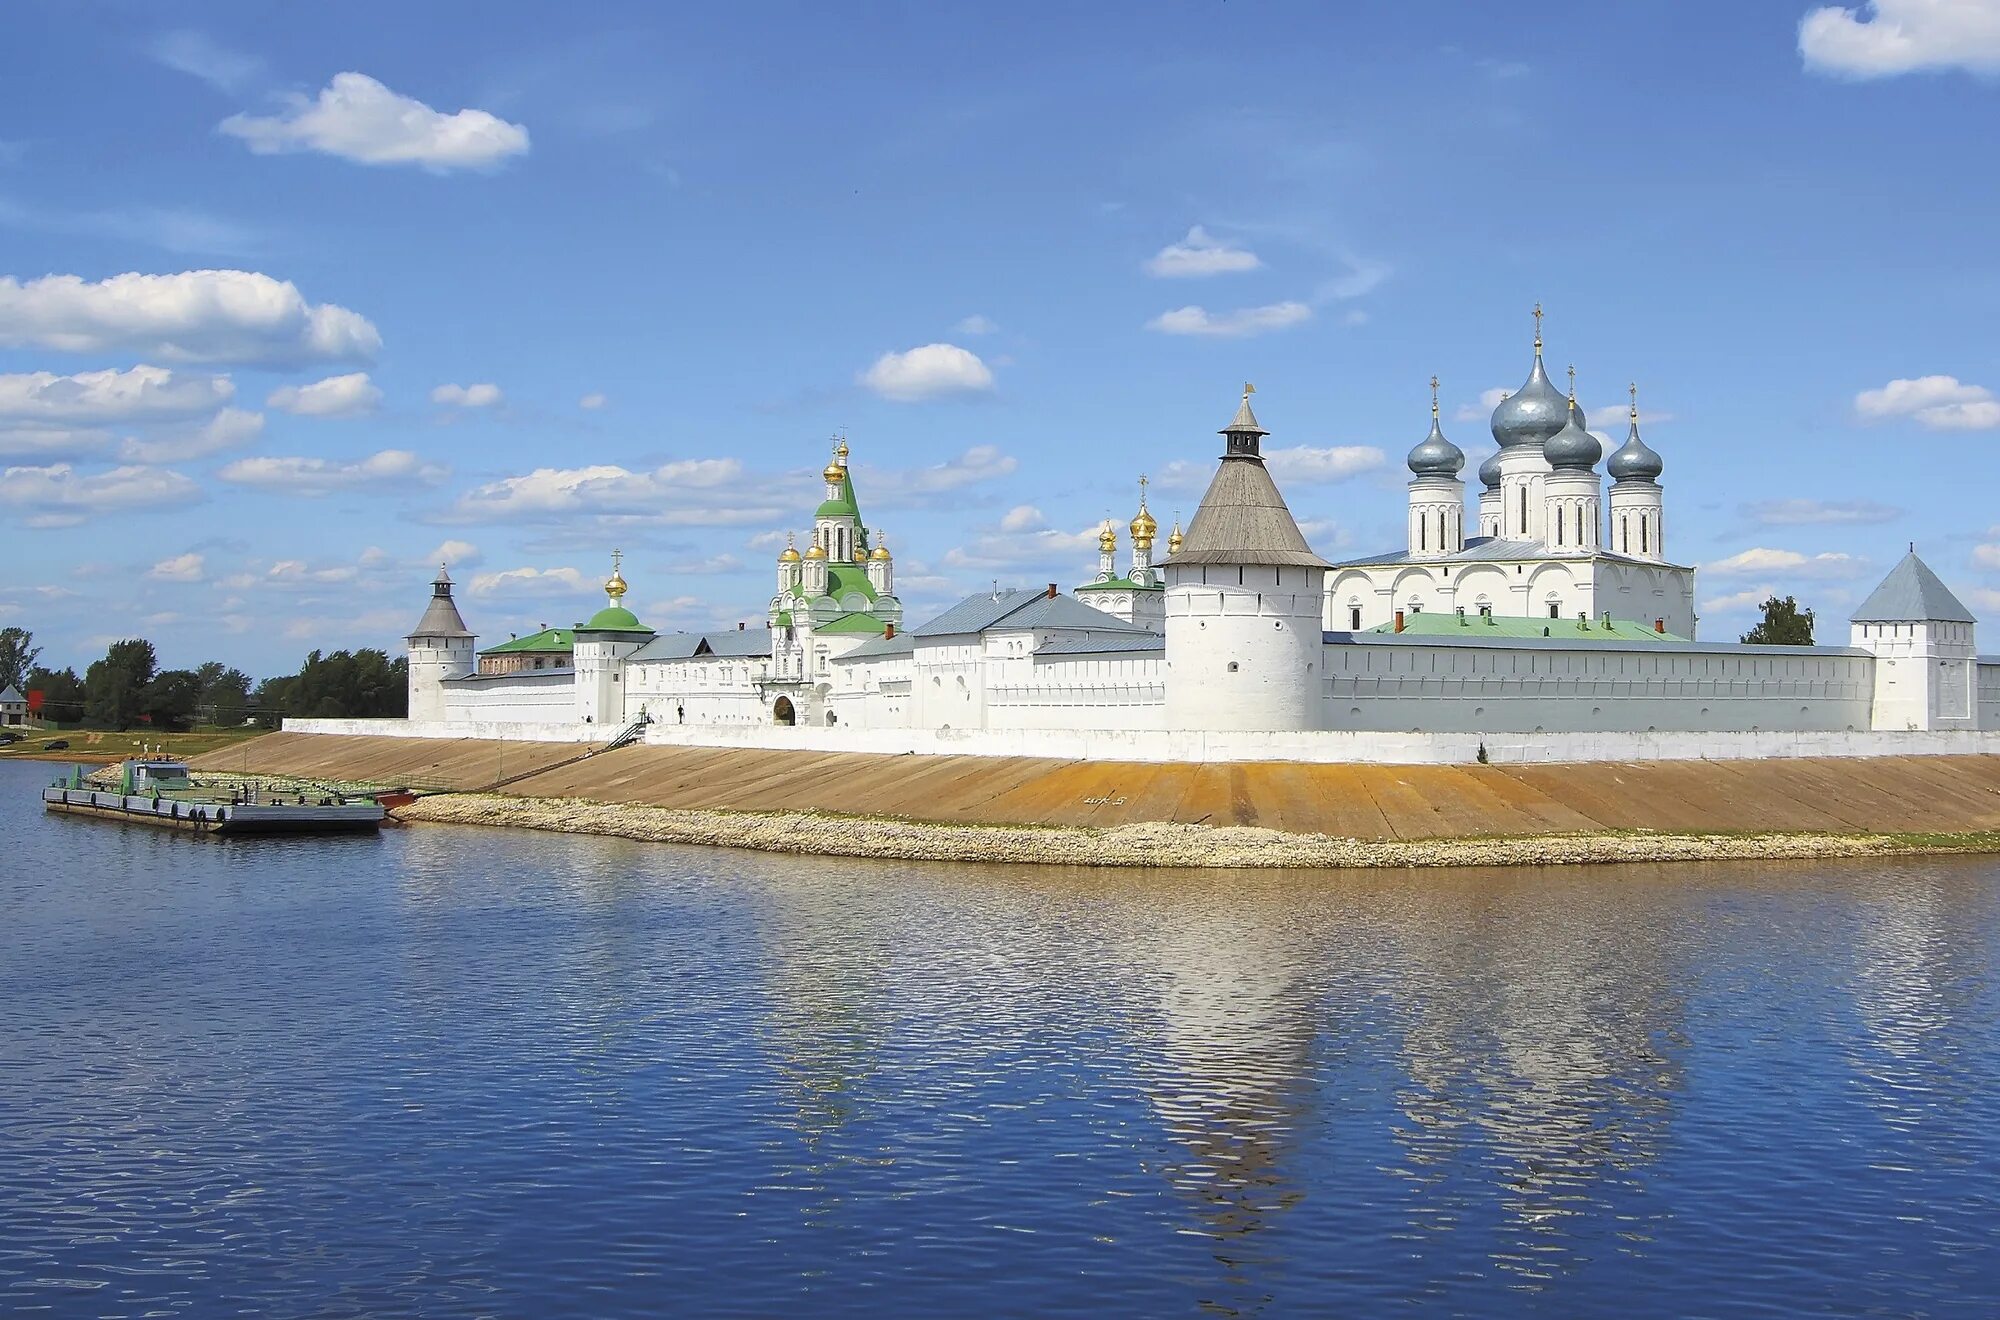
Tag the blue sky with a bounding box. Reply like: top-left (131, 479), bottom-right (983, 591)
top-left (4, 0), bottom-right (1999, 675)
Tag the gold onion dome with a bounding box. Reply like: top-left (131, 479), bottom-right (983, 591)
top-left (1098, 520), bottom-right (1118, 554)
top-left (822, 458), bottom-right (844, 482)
top-left (1129, 475), bottom-right (1157, 544)
top-left (871, 540), bottom-right (892, 561)
top-left (779, 540), bottom-right (801, 563)
top-left (1168, 519), bottom-right (1184, 555)
top-left (804, 543), bottom-right (827, 560)
top-left (604, 549), bottom-right (628, 600)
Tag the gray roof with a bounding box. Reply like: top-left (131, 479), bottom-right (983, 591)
top-left (1034, 634), bottom-right (1164, 656)
top-left (1158, 454), bottom-right (1331, 569)
top-left (832, 632), bottom-right (916, 661)
top-left (1330, 536), bottom-right (1690, 572)
top-left (408, 582), bottom-right (473, 640)
top-left (0, 685), bottom-right (24, 704)
top-left (1850, 552), bottom-right (1975, 624)
top-left (911, 587), bottom-right (1151, 637)
top-left (629, 630), bottom-right (773, 662)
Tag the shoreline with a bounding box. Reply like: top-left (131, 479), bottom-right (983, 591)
top-left (393, 792), bottom-right (2000, 870)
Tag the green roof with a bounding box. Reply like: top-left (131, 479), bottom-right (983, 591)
top-left (826, 564), bottom-right (877, 601)
top-left (817, 610), bottom-right (894, 636)
top-left (1075, 577), bottom-right (1160, 593)
top-left (1368, 612), bottom-right (1688, 642)
top-left (815, 470), bottom-right (860, 519)
top-left (480, 627), bottom-right (574, 656)
top-left (576, 605), bottom-right (652, 633)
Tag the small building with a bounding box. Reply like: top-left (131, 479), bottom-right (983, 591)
top-left (0, 684), bottom-right (27, 727)
top-left (479, 627), bottom-right (574, 675)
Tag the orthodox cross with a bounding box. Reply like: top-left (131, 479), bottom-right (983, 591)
top-left (1430, 374), bottom-right (1440, 418)
top-left (1532, 302), bottom-right (1543, 349)
top-left (1630, 381), bottom-right (1639, 419)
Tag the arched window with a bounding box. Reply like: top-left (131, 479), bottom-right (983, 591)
top-left (1641, 517), bottom-right (1649, 555)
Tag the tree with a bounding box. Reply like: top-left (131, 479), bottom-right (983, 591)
top-left (0, 627), bottom-right (39, 693)
top-left (195, 661), bottom-right (253, 726)
top-left (84, 638), bottom-right (158, 729)
top-left (24, 665), bottom-right (83, 725)
top-left (1741, 595), bottom-right (1815, 646)
top-left (140, 669), bottom-right (204, 731)
top-left (254, 648), bottom-right (408, 725)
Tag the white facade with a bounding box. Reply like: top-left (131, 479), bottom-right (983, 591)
top-left (1164, 563), bottom-right (1326, 732)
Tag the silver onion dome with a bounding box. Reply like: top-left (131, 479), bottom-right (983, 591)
top-left (1490, 352), bottom-right (1570, 449)
top-left (1608, 413), bottom-right (1663, 482)
top-left (1407, 414), bottom-right (1463, 478)
top-left (1544, 401), bottom-right (1601, 470)
top-left (1478, 448), bottom-right (1503, 488)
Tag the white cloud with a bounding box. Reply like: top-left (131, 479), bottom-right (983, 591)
top-left (1800, 0), bottom-right (2000, 77)
top-left (431, 381), bottom-right (503, 407)
top-left (0, 269), bottom-right (379, 365)
top-left (953, 314), bottom-right (998, 335)
top-left (220, 72), bottom-right (531, 172)
top-left (0, 364), bottom-right (232, 424)
top-left (1455, 387), bottom-right (1512, 423)
top-left (1147, 301), bottom-right (1311, 338)
top-left (468, 566), bottom-right (593, 599)
top-left (579, 392), bottom-right (607, 410)
top-left (1966, 586), bottom-right (2000, 613)
top-left (218, 448), bottom-right (445, 495)
top-left (1000, 504), bottom-right (1046, 532)
top-left (1704, 547), bottom-right (1871, 579)
top-left (151, 30), bottom-right (266, 93)
top-left (1317, 256), bottom-right (1392, 301)
top-left (447, 458), bottom-right (758, 522)
top-left (1265, 445), bottom-right (1387, 484)
top-left (267, 371), bottom-right (380, 417)
top-left (117, 406), bottom-right (265, 464)
top-left (0, 425), bottom-right (112, 459)
top-left (147, 551), bottom-right (206, 583)
top-left (1145, 226), bottom-right (1262, 278)
top-left (1854, 374), bottom-right (2000, 429)
top-left (1743, 497), bottom-right (1903, 526)
top-left (859, 343), bottom-right (995, 401)
top-left (944, 518), bottom-right (1103, 570)
top-left (0, 462), bottom-right (203, 528)
top-left (426, 539), bottom-right (482, 568)
top-left (859, 444), bottom-right (1019, 506)
top-left (1701, 586), bottom-right (1781, 615)
top-left (264, 559), bottom-right (361, 588)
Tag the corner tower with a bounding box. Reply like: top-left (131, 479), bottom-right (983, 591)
top-left (1159, 384), bottom-right (1331, 732)
top-left (406, 564), bottom-right (475, 722)
top-left (1850, 550), bottom-right (1978, 731)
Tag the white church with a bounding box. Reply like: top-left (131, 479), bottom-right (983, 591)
top-left (400, 320), bottom-right (2000, 752)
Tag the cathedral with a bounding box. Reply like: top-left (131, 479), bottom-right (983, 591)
top-left (404, 313), bottom-right (1998, 743)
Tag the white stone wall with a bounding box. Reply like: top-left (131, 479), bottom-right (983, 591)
top-left (625, 655), bottom-right (770, 726)
top-left (1854, 620), bottom-right (1981, 732)
top-left (830, 651), bottom-right (914, 728)
top-left (987, 650), bottom-right (1167, 731)
top-left (1323, 638), bottom-right (1874, 733)
top-left (1979, 661), bottom-right (2000, 730)
top-left (408, 636), bottom-right (475, 722)
top-left (441, 670), bottom-right (576, 724)
top-left (1165, 564), bottom-right (1327, 731)
top-left (1326, 556), bottom-right (1696, 638)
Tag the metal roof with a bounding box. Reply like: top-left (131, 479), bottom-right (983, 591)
top-left (702, 630), bottom-right (772, 657)
top-left (996, 594), bottom-right (1149, 632)
top-left (1331, 537), bottom-right (1690, 572)
top-left (1034, 634), bottom-right (1165, 656)
top-left (909, 588), bottom-right (1038, 636)
top-left (1850, 552), bottom-right (1976, 624)
top-left (0, 685), bottom-right (24, 704)
top-left (1158, 455), bottom-right (1330, 569)
top-left (629, 630), bottom-right (773, 662)
top-left (832, 632), bottom-right (916, 661)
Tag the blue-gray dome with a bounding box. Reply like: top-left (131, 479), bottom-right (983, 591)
top-left (1490, 352), bottom-right (1569, 449)
top-left (1477, 448), bottom-right (1503, 488)
top-left (1544, 403), bottom-right (1601, 470)
top-left (1407, 416), bottom-right (1463, 478)
top-left (1607, 416), bottom-right (1663, 482)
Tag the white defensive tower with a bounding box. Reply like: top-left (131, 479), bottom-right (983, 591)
top-left (1160, 385), bottom-right (1331, 732)
top-left (405, 564), bottom-right (475, 722)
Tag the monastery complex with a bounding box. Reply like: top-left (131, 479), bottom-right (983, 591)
top-left (378, 324), bottom-right (2000, 763)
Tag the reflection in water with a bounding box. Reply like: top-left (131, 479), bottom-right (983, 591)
top-left (6, 762), bottom-right (2000, 1319)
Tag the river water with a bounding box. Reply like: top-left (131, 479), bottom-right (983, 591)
top-left (5, 760), bottom-right (2000, 1317)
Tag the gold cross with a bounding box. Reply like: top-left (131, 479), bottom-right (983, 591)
top-left (611, 547), bottom-right (622, 573)
top-left (1138, 473), bottom-right (1149, 500)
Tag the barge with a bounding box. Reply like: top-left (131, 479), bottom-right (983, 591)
top-left (42, 758), bottom-right (386, 835)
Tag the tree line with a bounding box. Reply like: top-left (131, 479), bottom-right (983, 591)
top-left (0, 626), bottom-right (406, 731)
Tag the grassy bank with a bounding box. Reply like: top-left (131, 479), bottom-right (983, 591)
top-left (1, 726), bottom-right (269, 765)
top-left (394, 792), bottom-right (2000, 870)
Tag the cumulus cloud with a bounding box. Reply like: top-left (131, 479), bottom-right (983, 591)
top-left (147, 551), bottom-right (206, 583)
top-left (1147, 301), bottom-right (1311, 338)
top-left (445, 457), bottom-right (771, 525)
top-left (426, 539), bottom-right (481, 568)
top-left (220, 72), bottom-right (531, 172)
top-left (1704, 547), bottom-right (1871, 579)
top-left (943, 510), bottom-right (1103, 570)
top-left (953, 314), bottom-right (998, 335)
top-left (218, 448), bottom-right (445, 495)
top-left (858, 444), bottom-right (1019, 506)
top-left (1701, 586), bottom-right (1782, 615)
top-left (1145, 226), bottom-right (1262, 278)
top-left (1266, 445), bottom-right (1387, 484)
top-left (0, 462), bottom-right (203, 528)
top-left (0, 269), bottom-right (380, 365)
top-left (267, 371), bottom-right (381, 416)
top-left (1854, 374), bottom-right (2000, 430)
top-left (431, 381), bottom-right (503, 407)
top-left (1454, 387), bottom-right (1512, 423)
top-left (117, 406), bottom-right (265, 464)
top-left (578, 392), bottom-right (606, 410)
top-left (1800, 0), bottom-right (2000, 77)
top-left (468, 566), bottom-right (593, 599)
top-left (1742, 497), bottom-right (1903, 526)
top-left (0, 364), bottom-right (232, 424)
top-left (858, 343), bottom-right (996, 401)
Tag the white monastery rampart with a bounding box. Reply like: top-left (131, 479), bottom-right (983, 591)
top-left (373, 320), bottom-right (2000, 762)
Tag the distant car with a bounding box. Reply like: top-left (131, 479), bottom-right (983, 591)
top-left (43, 739), bottom-right (69, 751)
top-left (0, 733), bottom-right (19, 745)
